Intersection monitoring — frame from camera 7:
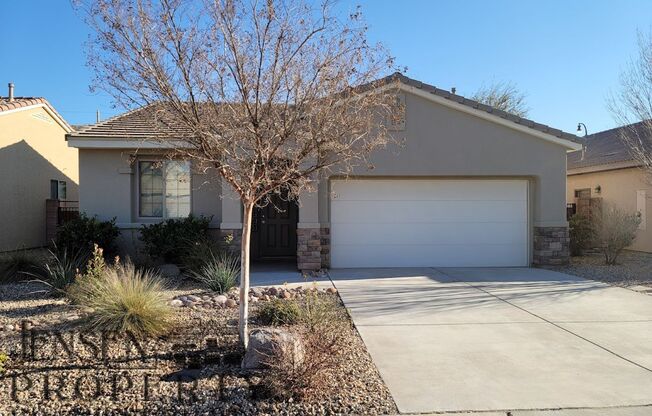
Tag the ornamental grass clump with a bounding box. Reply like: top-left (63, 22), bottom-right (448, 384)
top-left (189, 252), bottom-right (240, 294)
top-left (34, 245), bottom-right (90, 296)
top-left (72, 261), bottom-right (172, 337)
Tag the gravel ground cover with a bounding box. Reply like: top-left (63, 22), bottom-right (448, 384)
top-left (0, 278), bottom-right (397, 415)
top-left (550, 250), bottom-right (652, 291)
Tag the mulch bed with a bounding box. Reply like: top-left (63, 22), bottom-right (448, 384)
top-left (0, 279), bottom-right (397, 415)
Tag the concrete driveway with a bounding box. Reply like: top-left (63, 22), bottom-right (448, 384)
top-left (328, 268), bottom-right (652, 415)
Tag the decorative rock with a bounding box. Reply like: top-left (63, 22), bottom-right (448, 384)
top-left (214, 295), bottom-right (228, 305)
top-left (225, 299), bottom-right (237, 308)
top-left (158, 263), bottom-right (181, 278)
top-left (267, 287), bottom-right (278, 296)
top-left (187, 295), bottom-right (202, 303)
top-left (249, 296), bottom-right (259, 303)
top-left (326, 287), bottom-right (338, 294)
top-left (281, 291), bottom-right (292, 299)
top-left (242, 328), bottom-right (304, 370)
top-left (3, 324), bottom-right (13, 332)
top-left (170, 299), bottom-right (184, 307)
top-left (251, 288), bottom-right (264, 298)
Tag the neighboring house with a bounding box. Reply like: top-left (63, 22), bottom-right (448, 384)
top-left (567, 122), bottom-right (652, 252)
top-left (66, 74), bottom-right (581, 270)
top-left (0, 84), bottom-right (78, 252)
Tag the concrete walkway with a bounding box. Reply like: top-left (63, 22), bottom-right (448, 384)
top-left (328, 268), bottom-right (652, 415)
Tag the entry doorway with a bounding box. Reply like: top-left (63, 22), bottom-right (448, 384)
top-left (251, 193), bottom-right (299, 261)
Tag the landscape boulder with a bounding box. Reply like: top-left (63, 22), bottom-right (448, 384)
top-left (242, 328), bottom-right (304, 370)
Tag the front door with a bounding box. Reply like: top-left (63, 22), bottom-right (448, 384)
top-left (252, 195), bottom-right (298, 260)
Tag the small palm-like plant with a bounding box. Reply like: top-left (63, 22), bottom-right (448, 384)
top-left (189, 252), bottom-right (240, 294)
top-left (73, 262), bottom-right (171, 336)
top-left (33, 246), bottom-right (89, 296)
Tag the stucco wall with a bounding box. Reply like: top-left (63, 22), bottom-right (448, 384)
top-left (567, 167), bottom-right (652, 252)
top-left (0, 107), bottom-right (78, 251)
top-left (317, 91), bottom-right (569, 229)
top-left (78, 149), bottom-right (222, 254)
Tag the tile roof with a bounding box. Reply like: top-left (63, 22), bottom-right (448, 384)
top-left (0, 97), bottom-right (72, 131)
top-left (70, 104), bottom-right (191, 139)
top-left (567, 121), bottom-right (649, 171)
top-left (68, 73), bottom-right (582, 146)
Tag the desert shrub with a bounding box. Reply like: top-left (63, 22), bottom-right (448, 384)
top-left (66, 244), bottom-right (108, 304)
top-left (71, 261), bottom-right (171, 336)
top-left (56, 214), bottom-right (119, 257)
top-left (595, 205), bottom-right (641, 265)
top-left (0, 249), bottom-right (43, 283)
top-left (0, 352), bottom-right (8, 375)
top-left (189, 252), bottom-right (240, 293)
top-left (139, 215), bottom-right (212, 263)
top-left (33, 246), bottom-right (90, 296)
top-left (258, 298), bottom-right (302, 326)
top-left (569, 214), bottom-right (594, 256)
top-left (261, 291), bottom-right (350, 400)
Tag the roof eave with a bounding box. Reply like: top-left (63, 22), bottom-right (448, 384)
top-left (567, 160), bottom-right (640, 175)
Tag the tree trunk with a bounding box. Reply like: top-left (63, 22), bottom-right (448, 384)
top-left (239, 201), bottom-right (254, 351)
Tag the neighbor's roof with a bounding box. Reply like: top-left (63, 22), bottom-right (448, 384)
top-left (68, 73), bottom-right (582, 148)
top-left (567, 121), bottom-right (649, 172)
top-left (0, 97), bottom-right (72, 132)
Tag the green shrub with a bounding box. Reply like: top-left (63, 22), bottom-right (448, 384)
top-left (0, 249), bottom-right (43, 283)
top-left (258, 298), bottom-right (302, 326)
top-left (181, 236), bottom-right (220, 272)
top-left (56, 214), bottom-right (119, 258)
top-left (139, 215), bottom-right (212, 263)
top-left (71, 261), bottom-right (171, 336)
top-left (0, 352), bottom-right (8, 375)
top-left (34, 246), bottom-right (90, 297)
top-left (569, 214), bottom-right (594, 256)
top-left (189, 252), bottom-right (240, 293)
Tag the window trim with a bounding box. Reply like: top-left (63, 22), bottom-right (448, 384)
top-left (136, 158), bottom-right (192, 220)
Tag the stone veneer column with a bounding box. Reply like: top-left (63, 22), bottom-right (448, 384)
top-left (296, 187), bottom-right (329, 271)
top-left (533, 226), bottom-right (570, 266)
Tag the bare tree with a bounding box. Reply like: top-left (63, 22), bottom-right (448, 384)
top-left (471, 81), bottom-right (529, 117)
top-left (608, 31), bottom-right (652, 182)
top-left (76, 0), bottom-right (399, 349)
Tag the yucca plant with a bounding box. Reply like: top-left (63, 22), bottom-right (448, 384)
top-left (31, 246), bottom-right (89, 296)
top-left (189, 252), bottom-right (240, 294)
top-left (72, 262), bottom-right (171, 336)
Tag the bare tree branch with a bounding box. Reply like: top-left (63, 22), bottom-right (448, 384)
top-left (471, 81), bottom-right (529, 117)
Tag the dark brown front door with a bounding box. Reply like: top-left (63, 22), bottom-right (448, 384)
top-left (252, 195), bottom-right (298, 259)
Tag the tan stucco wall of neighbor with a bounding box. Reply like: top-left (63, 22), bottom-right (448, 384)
top-left (567, 167), bottom-right (652, 252)
top-left (0, 107), bottom-right (78, 251)
top-left (78, 149), bottom-right (222, 254)
top-left (315, 91), bottom-right (569, 258)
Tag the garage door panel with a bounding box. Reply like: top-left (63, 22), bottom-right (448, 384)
top-left (332, 179), bottom-right (527, 201)
top-left (331, 221), bottom-right (527, 246)
top-left (331, 200), bottom-right (526, 223)
top-left (330, 243), bottom-right (528, 268)
top-left (330, 179), bottom-right (529, 268)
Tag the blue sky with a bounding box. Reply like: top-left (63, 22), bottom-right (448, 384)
top-left (1, 0), bottom-right (650, 134)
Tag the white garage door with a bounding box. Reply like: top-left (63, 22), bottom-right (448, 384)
top-left (330, 179), bottom-right (528, 268)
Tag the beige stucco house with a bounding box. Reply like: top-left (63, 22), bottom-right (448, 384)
top-left (67, 74), bottom-right (581, 269)
top-left (0, 84), bottom-right (78, 252)
top-left (567, 123), bottom-right (652, 252)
